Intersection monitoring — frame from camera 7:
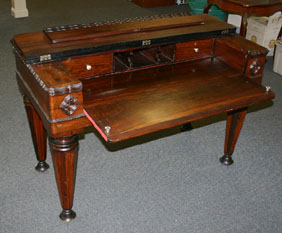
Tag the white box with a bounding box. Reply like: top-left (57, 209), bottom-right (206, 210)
top-left (227, 14), bottom-right (241, 34)
top-left (246, 12), bottom-right (282, 56)
top-left (273, 40), bottom-right (282, 75)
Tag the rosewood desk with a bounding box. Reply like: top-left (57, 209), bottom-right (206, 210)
top-left (204, 0), bottom-right (282, 36)
top-left (12, 14), bottom-right (275, 221)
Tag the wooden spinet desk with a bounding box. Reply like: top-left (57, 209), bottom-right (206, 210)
top-left (12, 14), bottom-right (274, 222)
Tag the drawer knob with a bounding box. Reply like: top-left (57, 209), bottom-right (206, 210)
top-left (265, 86), bottom-right (271, 92)
top-left (86, 64), bottom-right (92, 70)
top-left (194, 48), bottom-right (199, 53)
top-left (105, 126), bottom-right (111, 134)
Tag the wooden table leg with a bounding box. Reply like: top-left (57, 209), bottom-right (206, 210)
top-left (220, 107), bottom-right (247, 165)
top-left (23, 96), bottom-right (49, 172)
top-left (239, 14), bottom-right (248, 37)
top-left (49, 135), bottom-right (79, 222)
top-left (203, 3), bottom-right (211, 14)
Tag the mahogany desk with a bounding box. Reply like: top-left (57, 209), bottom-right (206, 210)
top-left (204, 0), bottom-right (282, 36)
top-left (12, 14), bottom-right (274, 222)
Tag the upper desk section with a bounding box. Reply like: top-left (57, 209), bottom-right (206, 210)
top-left (12, 14), bottom-right (236, 64)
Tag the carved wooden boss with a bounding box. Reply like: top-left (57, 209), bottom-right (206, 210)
top-left (11, 14), bottom-right (274, 221)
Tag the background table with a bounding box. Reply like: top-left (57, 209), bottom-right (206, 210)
top-left (204, 0), bottom-right (282, 37)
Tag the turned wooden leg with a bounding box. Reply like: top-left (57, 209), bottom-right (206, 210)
top-left (220, 108), bottom-right (247, 165)
top-left (23, 96), bottom-right (49, 172)
top-left (49, 135), bottom-right (79, 222)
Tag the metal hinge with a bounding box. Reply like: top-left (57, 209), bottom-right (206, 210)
top-left (40, 54), bottom-right (51, 62)
top-left (221, 29), bottom-right (229, 35)
top-left (142, 40), bottom-right (151, 46)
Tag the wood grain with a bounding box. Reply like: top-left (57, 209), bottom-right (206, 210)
top-left (11, 14), bottom-right (235, 64)
top-left (83, 58), bottom-right (274, 142)
top-left (176, 39), bottom-right (213, 61)
top-left (24, 96), bottom-right (48, 166)
top-left (49, 135), bottom-right (78, 221)
top-left (46, 21), bottom-right (205, 44)
top-left (214, 35), bottom-right (268, 82)
top-left (61, 53), bottom-right (113, 78)
top-left (12, 14), bottom-right (276, 221)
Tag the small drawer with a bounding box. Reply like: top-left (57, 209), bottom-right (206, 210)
top-left (175, 39), bottom-right (213, 61)
top-left (61, 53), bottom-right (113, 78)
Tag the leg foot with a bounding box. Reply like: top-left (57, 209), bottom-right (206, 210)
top-left (220, 154), bottom-right (234, 166)
top-left (59, 209), bottom-right (76, 222)
top-left (35, 161), bottom-right (50, 172)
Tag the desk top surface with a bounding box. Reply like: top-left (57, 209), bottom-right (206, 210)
top-left (83, 58), bottom-right (274, 142)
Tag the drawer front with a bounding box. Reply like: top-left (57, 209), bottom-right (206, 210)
top-left (62, 53), bottom-right (113, 78)
top-left (175, 39), bottom-right (213, 61)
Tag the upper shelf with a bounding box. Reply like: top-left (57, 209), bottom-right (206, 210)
top-left (44, 19), bottom-right (205, 44)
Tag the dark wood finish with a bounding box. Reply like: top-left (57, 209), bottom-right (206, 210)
top-left (12, 14), bottom-right (275, 221)
top-left (113, 44), bottom-right (177, 72)
top-left (61, 53), bottom-right (113, 78)
top-left (220, 107), bottom-right (247, 165)
top-left (204, 0), bottom-right (282, 36)
top-left (23, 96), bottom-right (49, 172)
top-left (214, 35), bottom-right (268, 82)
top-left (45, 21), bottom-right (205, 44)
top-left (176, 38), bottom-right (213, 61)
top-left (16, 67), bottom-right (88, 137)
top-left (82, 58), bottom-right (274, 142)
top-left (132, 0), bottom-right (175, 8)
top-left (49, 135), bottom-right (79, 222)
top-left (11, 14), bottom-right (235, 64)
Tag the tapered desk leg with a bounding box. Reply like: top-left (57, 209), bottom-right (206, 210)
top-left (220, 108), bottom-right (247, 165)
top-left (23, 96), bottom-right (49, 172)
top-left (49, 135), bottom-right (78, 222)
top-left (239, 14), bottom-right (248, 37)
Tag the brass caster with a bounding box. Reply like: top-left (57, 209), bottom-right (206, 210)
top-left (219, 154), bottom-right (234, 166)
top-left (59, 209), bottom-right (76, 222)
top-left (35, 161), bottom-right (50, 172)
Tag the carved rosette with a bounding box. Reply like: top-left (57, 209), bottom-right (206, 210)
top-left (60, 95), bottom-right (79, 116)
top-left (249, 58), bottom-right (261, 75)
